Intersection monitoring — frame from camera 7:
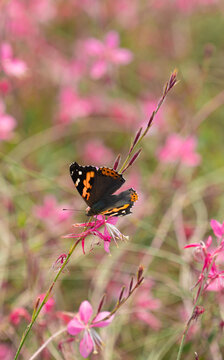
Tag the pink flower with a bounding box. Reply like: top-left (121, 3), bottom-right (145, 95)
top-left (38, 294), bottom-right (55, 313)
top-left (84, 31), bottom-right (133, 79)
top-left (0, 100), bottom-right (16, 140)
top-left (5, 1), bottom-right (35, 39)
top-left (158, 134), bottom-right (201, 167)
top-left (0, 344), bottom-right (13, 360)
top-left (64, 216), bottom-right (128, 253)
top-left (0, 79), bottom-right (11, 95)
top-left (33, 195), bottom-right (71, 226)
top-left (10, 307), bottom-right (31, 325)
top-left (0, 114), bottom-right (16, 141)
top-left (0, 42), bottom-right (27, 78)
top-left (67, 300), bottom-right (114, 358)
top-left (57, 87), bottom-right (93, 123)
top-left (185, 228), bottom-right (224, 294)
top-left (210, 219), bottom-right (224, 238)
top-left (83, 139), bottom-right (114, 165)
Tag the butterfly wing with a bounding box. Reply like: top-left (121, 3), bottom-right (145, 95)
top-left (88, 188), bottom-right (138, 216)
top-left (70, 162), bottom-right (125, 207)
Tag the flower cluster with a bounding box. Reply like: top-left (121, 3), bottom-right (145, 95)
top-left (64, 215), bottom-right (128, 253)
top-left (185, 219), bottom-right (224, 298)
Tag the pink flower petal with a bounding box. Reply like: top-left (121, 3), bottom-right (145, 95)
top-left (103, 240), bottom-right (111, 253)
top-left (3, 59), bottom-right (28, 78)
top-left (79, 301), bottom-right (93, 324)
top-left (92, 311), bottom-right (114, 327)
top-left (111, 49), bottom-right (133, 64)
top-left (107, 216), bottom-right (119, 225)
top-left (158, 134), bottom-right (201, 167)
top-left (38, 293), bottom-right (55, 313)
top-left (84, 38), bottom-right (104, 56)
top-left (105, 31), bottom-right (120, 48)
top-left (79, 331), bottom-right (94, 358)
top-left (67, 317), bottom-right (85, 335)
top-left (0, 43), bottom-right (13, 60)
top-left (10, 307), bottom-right (31, 325)
top-left (210, 219), bottom-right (223, 238)
top-left (90, 60), bottom-right (108, 79)
top-left (184, 243), bottom-right (200, 248)
top-left (0, 344), bottom-right (13, 360)
top-left (0, 114), bottom-right (16, 140)
top-left (206, 235), bottom-right (212, 247)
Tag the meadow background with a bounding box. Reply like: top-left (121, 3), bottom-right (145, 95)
top-left (1, 1), bottom-right (224, 359)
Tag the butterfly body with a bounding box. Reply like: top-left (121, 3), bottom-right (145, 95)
top-left (70, 162), bottom-right (138, 217)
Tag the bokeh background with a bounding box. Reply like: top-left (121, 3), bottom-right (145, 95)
top-left (1, 0), bottom-right (224, 359)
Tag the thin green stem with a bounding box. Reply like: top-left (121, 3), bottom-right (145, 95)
top-left (14, 218), bottom-right (93, 360)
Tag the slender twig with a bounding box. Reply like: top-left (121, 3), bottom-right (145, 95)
top-left (29, 327), bottom-right (67, 360)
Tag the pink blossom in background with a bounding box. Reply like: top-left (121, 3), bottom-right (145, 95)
top-left (38, 294), bottom-right (55, 313)
top-left (10, 307), bottom-right (31, 325)
top-left (57, 87), bottom-right (93, 123)
top-left (83, 139), bottom-right (114, 165)
top-left (84, 31), bottom-right (133, 79)
top-left (158, 134), bottom-right (201, 167)
top-left (4, 0), bottom-right (36, 39)
top-left (133, 280), bottom-right (161, 330)
top-left (0, 42), bottom-right (28, 78)
top-left (0, 344), bottom-right (13, 360)
top-left (0, 100), bottom-right (17, 141)
top-left (67, 300), bottom-right (114, 358)
top-left (0, 79), bottom-right (11, 95)
top-left (33, 195), bottom-right (71, 226)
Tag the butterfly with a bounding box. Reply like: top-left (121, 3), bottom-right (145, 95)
top-left (70, 162), bottom-right (138, 217)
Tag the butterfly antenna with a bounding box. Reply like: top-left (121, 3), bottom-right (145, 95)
top-left (62, 208), bottom-right (83, 212)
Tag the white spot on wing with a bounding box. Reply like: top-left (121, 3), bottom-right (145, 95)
top-left (75, 178), bottom-right (80, 186)
top-left (78, 171), bottom-right (82, 175)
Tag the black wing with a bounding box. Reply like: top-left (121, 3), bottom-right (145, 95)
top-left (97, 188), bottom-right (138, 217)
top-left (70, 162), bottom-right (125, 207)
